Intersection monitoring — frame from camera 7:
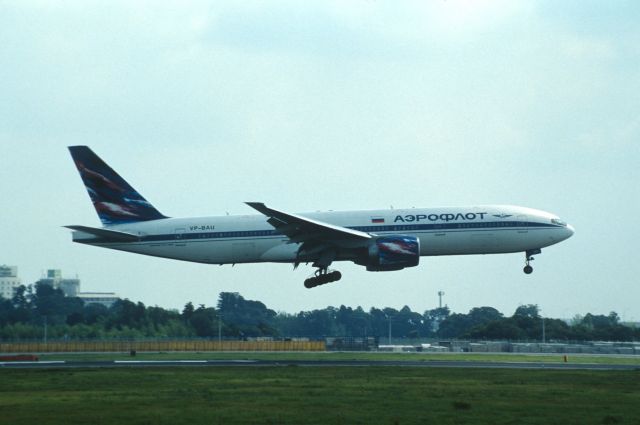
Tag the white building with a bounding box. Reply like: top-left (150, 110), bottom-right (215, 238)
top-left (36, 269), bottom-right (80, 297)
top-left (0, 265), bottom-right (22, 300)
top-left (25, 268), bottom-right (120, 307)
top-left (77, 292), bottom-right (119, 308)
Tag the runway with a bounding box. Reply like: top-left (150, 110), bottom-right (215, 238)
top-left (1, 359), bottom-right (637, 370)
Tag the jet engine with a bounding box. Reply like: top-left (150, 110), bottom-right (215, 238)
top-left (359, 235), bottom-right (420, 272)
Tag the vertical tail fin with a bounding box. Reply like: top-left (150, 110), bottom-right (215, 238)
top-left (68, 146), bottom-right (167, 225)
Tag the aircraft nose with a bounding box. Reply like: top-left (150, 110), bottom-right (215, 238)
top-left (565, 224), bottom-right (575, 239)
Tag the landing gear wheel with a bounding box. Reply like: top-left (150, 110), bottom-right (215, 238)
top-left (304, 269), bottom-right (342, 288)
top-left (523, 249), bottom-right (540, 275)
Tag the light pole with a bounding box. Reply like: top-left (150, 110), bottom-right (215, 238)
top-left (384, 313), bottom-right (392, 345)
top-left (539, 308), bottom-right (546, 344)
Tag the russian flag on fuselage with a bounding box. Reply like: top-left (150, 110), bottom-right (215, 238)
top-left (371, 217), bottom-right (385, 224)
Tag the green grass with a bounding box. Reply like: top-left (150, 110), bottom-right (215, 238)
top-left (1, 367), bottom-right (639, 424)
top-left (37, 350), bottom-right (640, 365)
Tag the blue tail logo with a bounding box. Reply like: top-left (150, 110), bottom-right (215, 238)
top-left (68, 146), bottom-right (167, 225)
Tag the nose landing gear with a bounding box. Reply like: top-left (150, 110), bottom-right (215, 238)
top-left (523, 248), bottom-right (541, 274)
top-left (304, 268), bottom-right (342, 288)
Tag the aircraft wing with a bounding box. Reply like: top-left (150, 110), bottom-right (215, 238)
top-left (246, 202), bottom-right (371, 244)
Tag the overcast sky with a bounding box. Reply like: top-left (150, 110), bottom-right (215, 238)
top-left (1, 1), bottom-right (638, 320)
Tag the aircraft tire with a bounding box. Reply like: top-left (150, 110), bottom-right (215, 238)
top-left (523, 265), bottom-right (533, 274)
top-left (305, 270), bottom-right (343, 288)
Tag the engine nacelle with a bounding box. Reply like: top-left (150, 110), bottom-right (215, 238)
top-left (364, 235), bottom-right (420, 272)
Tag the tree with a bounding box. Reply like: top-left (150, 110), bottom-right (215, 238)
top-left (182, 302), bottom-right (195, 320)
top-left (83, 303), bottom-right (109, 325)
top-left (438, 307), bottom-right (505, 338)
top-left (0, 298), bottom-right (13, 326)
top-left (189, 305), bottom-right (218, 337)
top-left (351, 306), bottom-right (372, 337)
top-left (425, 306), bottom-right (450, 324)
top-left (11, 285), bottom-right (30, 310)
top-left (294, 309), bottom-right (337, 337)
top-left (10, 285), bottom-right (32, 323)
top-left (437, 313), bottom-right (473, 338)
top-left (466, 320), bottom-right (525, 340)
top-left (579, 312), bottom-right (633, 341)
top-left (217, 292), bottom-right (277, 336)
top-left (543, 318), bottom-right (573, 340)
top-left (369, 307), bottom-right (390, 338)
top-left (513, 304), bottom-right (540, 319)
top-left (393, 306), bottom-right (426, 339)
top-left (108, 299), bottom-right (148, 329)
top-left (147, 306), bottom-right (180, 330)
top-left (469, 307), bottom-right (503, 323)
top-left (31, 283), bottom-right (84, 326)
top-left (3, 288), bottom-right (640, 342)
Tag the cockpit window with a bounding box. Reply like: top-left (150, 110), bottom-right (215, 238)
top-left (551, 218), bottom-right (567, 227)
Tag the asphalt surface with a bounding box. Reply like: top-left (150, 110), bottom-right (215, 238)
top-left (1, 359), bottom-right (638, 370)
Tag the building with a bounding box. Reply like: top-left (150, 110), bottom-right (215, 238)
top-left (36, 269), bottom-right (80, 297)
top-left (30, 268), bottom-right (120, 308)
top-left (0, 265), bottom-right (22, 300)
top-left (77, 292), bottom-right (119, 308)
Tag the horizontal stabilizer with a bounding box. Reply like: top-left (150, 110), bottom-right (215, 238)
top-left (65, 225), bottom-right (139, 242)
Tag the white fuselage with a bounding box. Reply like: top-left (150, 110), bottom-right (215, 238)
top-left (71, 205), bottom-right (574, 266)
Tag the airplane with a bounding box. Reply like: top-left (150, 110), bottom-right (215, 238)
top-left (66, 146), bottom-right (574, 288)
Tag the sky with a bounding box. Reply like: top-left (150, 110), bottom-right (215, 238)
top-left (1, 1), bottom-right (639, 320)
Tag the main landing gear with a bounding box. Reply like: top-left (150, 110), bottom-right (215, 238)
top-left (304, 268), bottom-right (342, 289)
top-left (523, 248), bottom-right (541, 274)
top-left (303, 250), bottom-right (341, 288)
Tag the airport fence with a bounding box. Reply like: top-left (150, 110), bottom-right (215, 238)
top-left (0, 339), bottom-right (325, 353)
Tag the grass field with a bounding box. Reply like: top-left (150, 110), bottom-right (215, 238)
top-left (1, 366), bottom-right (639, 424)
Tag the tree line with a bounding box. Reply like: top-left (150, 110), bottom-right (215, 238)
top-left (0, 283), bottom-right (637, 342)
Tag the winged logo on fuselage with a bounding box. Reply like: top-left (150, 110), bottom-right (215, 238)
top-left (493, 214), bottom-right (513, 218)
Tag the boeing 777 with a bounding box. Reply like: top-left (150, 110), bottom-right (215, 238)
top-left (66, 146), bottom-right (574, 288)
